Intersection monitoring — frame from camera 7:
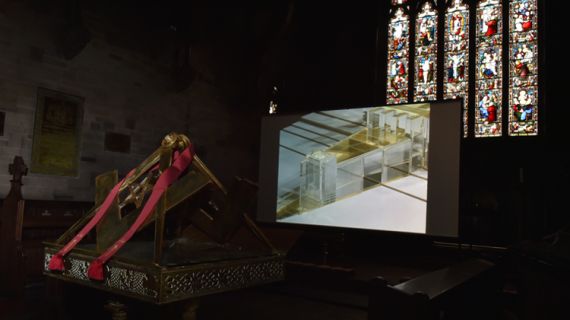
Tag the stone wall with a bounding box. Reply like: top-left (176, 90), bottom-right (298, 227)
top-left (0, 2), bottom-right (259, 201)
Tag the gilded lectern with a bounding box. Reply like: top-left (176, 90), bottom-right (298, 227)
top-left (43, 133), bottom-right (284, 317)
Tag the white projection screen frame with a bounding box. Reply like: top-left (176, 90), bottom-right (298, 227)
top-left (257, 100), bottom-right (461, 237)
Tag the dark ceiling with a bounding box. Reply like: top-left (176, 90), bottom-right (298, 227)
top-left (26, 0), bottom-right (384, 112)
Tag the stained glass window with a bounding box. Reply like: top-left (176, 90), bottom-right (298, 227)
top-left (384, 0), bottom-right (540, 138)
top-left (475, 0), bottom-right (502, 137)
top-left (414, 1), bottom-right (438, 102)
top-left (387, 7), bottom-right (410, 104)
top-left (509, 0), bottom-right (538, 136)
top-left (444, 0), bottom-right (469, 137)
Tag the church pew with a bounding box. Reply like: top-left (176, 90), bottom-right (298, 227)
top-left (368, 258), bottom-right (499, 320)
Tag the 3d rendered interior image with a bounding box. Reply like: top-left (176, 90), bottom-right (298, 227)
top-left (277, 105), bottom-right (430, 233)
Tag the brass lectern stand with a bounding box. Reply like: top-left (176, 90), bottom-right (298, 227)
top-left (43, 133), bottom-right (284, 318)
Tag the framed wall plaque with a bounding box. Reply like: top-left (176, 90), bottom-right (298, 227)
top-left (31, 88), bottom-right (84, 176)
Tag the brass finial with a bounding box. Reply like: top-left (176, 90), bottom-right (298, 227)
top-left (161, 133), bottom-right (190, 150)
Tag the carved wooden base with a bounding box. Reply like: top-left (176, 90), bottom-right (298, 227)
top-left (181, 299), bottom-right (200, 320)
top-left (104, 300), bottom-right (128, 320)
top-left (102, 299), bottom-right (199, 320)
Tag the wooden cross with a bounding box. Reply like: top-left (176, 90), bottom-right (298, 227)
top-left (0, 157), bottom-right (27, 297)
top-left (9, 156), bottom-right (28, 185)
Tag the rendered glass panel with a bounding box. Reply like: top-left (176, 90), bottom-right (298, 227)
top-left (276, 105), bottom-right (430, 234)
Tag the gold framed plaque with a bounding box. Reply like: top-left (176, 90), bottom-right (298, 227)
top-left (31, 88), bottom-right (84, 176)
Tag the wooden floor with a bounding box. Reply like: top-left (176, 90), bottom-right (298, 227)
top-left (0, 281), bottom-right (368, 320)
top-left (198, 289), bottom-right (367, 320)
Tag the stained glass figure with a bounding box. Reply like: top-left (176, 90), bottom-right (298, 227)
top-left (387, 7), bottom-right (410, 104)
top-left (414, 1), bottom-right (438, 102)
top-left (475, 0), bottom-right (503, 137)
top-left (475, 0), bottom-right (502, 137)
top-left (391, 0), bottom-right (409, 5)
top-left (444, 0), bottom-right (470, 137)
top-left (509, 0), bottom-right (538, 136)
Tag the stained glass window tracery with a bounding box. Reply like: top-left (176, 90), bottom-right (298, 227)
top-left (444, 0), bottom-right (470, 137)
top-left (509, 0), bottom-right (538, 136)
top-left (475, 0), bottom-right (502, 137)
top-left (387, 7), bottom-right (410, 105)
top-left (414, 1), bottom-right (438, 102)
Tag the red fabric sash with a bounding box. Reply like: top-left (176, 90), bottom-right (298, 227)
top-left (48, 168), bottom-right (140, 272)
top-left (87, 147), bottom-right (194, 281)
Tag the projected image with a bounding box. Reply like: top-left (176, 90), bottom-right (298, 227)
top-left (276, 104), bottom-right (430, 234)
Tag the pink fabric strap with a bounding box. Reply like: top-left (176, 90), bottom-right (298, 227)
top-left (87, 147), bottom-right (194, 281)
top-left (48, 168), bottom-right (138, 272)
top-left (48, 149), bottom-right (183, 272)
